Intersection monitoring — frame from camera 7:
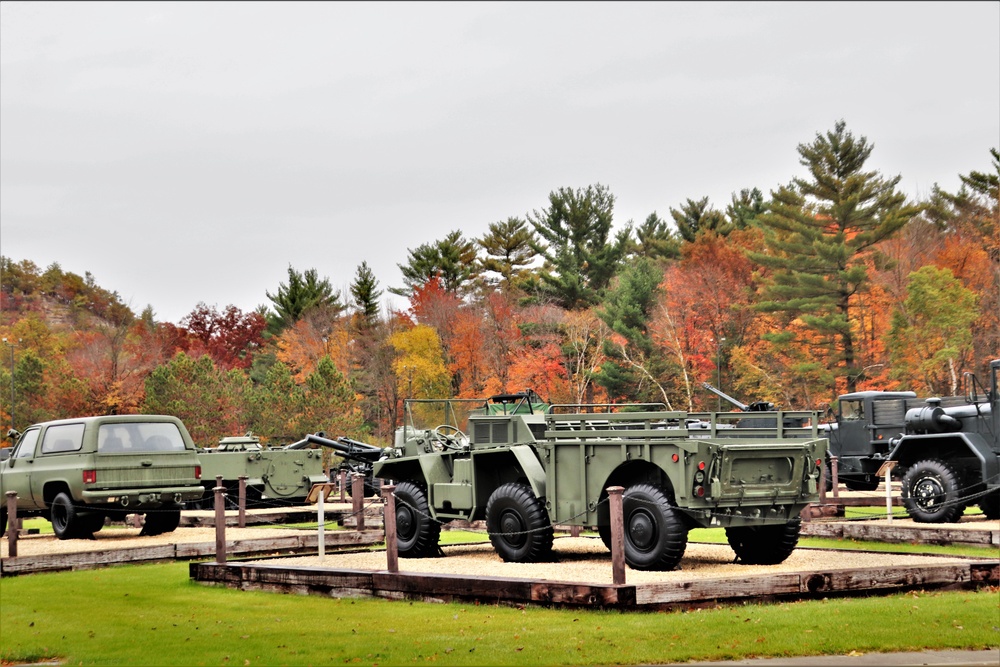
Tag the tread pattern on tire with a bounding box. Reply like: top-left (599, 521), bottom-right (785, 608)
top-left (485, 482), bottom-right (554, 563)
top-left (901, 458), bottom-right (965, 524)
top-left (620, 483), bottom-right (688, 571)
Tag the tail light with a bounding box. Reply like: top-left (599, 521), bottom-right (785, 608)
top-left (195, 465), bottom-right (202, 480)
top-left (83, 469), bottom-right (97, 484)
top-left (692, 461), bottom-right (707, 498)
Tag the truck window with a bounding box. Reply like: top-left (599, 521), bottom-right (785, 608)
top-left (40, 423), bottom-right (86, 454)
top-left (99, 422), bottom-right (186, 453)
top-left (840, 400), bottom-right (864, 421)
top-left (13, 429), bottom-right (41, 459)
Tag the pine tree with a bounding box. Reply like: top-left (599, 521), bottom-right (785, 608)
top-left (350, 261), bottom-right (383, 326)
top-left (628, 212), bottom-right (680, 261)
top-left (528, 184), bottom-right (630, 309)
top-left (393, 230), bottom-right (477, 296)
top-left (265, 266), bottom-right (342, 335)
top-left (750, 120), bottom-right (922, 394)
top-left (670, 197), bottom-right (729, 242)
top-left (477, 217), bottom-right (538, 290)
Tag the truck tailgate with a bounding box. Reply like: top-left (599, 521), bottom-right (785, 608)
top-left (715, 442), bottom-right (817, 500)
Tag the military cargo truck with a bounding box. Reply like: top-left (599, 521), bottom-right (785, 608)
top-left (373, 391), bottom-right (826, 571)
top-left (1, 415), bottom-right (204, 539)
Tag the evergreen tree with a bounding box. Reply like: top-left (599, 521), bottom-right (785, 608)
top-left (726, 188), bottom-right (768, 229)
top-left (595, 258), bottom-right (671, 404)
top-left (527, 183), bottom-right (630, 309)
top-left (628, 212), bottom-right (680, 261)
top-left (393, 230), bottom-right (477, 296)
top-left (350, 261), bottom-right (383, 326)
top-left (265, 266), bottom-right (342, 335)
top-left (750, 120), bottom-right (922, 394)
top-left (477, 217), bottom-right (538, 290)
top-left (671, 197), bottom-right (729, 242)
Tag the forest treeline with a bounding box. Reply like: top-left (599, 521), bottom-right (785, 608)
top-left (1, 122), bottom-right (997, 447)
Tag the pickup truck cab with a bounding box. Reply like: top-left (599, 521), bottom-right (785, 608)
top-left (1, 415), bottom-right (204, 539)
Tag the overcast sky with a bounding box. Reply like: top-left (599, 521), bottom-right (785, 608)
top-left (2, 1), bottom-right (998, 324)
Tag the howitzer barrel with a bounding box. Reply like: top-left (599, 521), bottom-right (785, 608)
top-left (304, 433), bottom-right (384, 462)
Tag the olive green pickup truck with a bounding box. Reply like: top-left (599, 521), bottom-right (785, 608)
top-left (1, 415), bottom-right (204, 539)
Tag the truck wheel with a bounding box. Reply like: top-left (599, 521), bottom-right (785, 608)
top-left (977, 491), bottom-right (1000, 520)
top-left (844, 477), bottom-right (880, 492)
top-left (393, 481), bottom-right (440, 558)
top-left (485, 482), bottom-right (554, 563)
top-left (140, 504), bottom-right (182, 536)
top-left (902, 459), bottom-right (964, 523)
top-left (620, 483), bottom-right (688, 571)
top-left (726, 519), bottom-right (801, 565)
top-left (78, 511), bottom-right (106, 535)
top-left (50, 492), bottom-right (81, 540)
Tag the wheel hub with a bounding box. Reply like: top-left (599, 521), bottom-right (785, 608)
top-left (499, 510), bottom-right (526, 547)
top-left (396, 506), bottom-right (414, 538)
top-left (914, 476), bottom-right (943, 509)
top-left (628, 510), bottom-right (655, 550)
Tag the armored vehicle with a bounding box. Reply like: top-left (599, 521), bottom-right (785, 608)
top-left (1, 415), bottom-right (204, 539)
top-left (190, 433), bottom-right (328, 508)
top-left (373, 391), bottom-right (826, 571)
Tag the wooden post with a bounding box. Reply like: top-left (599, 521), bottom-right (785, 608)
top-left (237, 476), bottom-right (247, 529)
top-left (381, 484), bottom-right (398, 573)
top-left (213, 475), bottom-right (226, 564)
top-left (819, 460), bottom-right (828, 504)
top-left (352, 473), bottom-right (365, 531)
top-left (830, 456), bottom-right (840, 499)
top-left (5, 491), bottom-right (17, 557)
top-left (607, 485), bottom-right (626, 585)
top-left (339, 469), bottom-right (346, 502)
top-left (317, 484), bottom-right (326, 563)
top-left (570, 525), bottom-right (581, 538)
top-left (877, 461), bottom-right (898, 522)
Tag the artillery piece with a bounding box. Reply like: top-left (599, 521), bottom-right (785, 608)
top-left (296, 433), bottom-right (388, 498)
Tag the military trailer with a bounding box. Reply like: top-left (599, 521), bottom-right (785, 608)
top-left (373, 391), bottom-right (827, 571)
top-left (190, 433), bottom-right (328, 508)
top-left (1, 415), bottom-right (204, 539)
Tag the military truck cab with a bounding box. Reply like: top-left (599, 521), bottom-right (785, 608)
top-left (826, 390), bottom-right (917, 490)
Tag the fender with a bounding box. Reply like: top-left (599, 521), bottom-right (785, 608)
top-left (510, 445), bottom-right (547, 499)
top-left (889, 432), bottom-right (1000, 489)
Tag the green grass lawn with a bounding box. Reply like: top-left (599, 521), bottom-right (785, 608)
top-left (3, 509), bottom-right (997, 665)
top-left (1, 562), bottom-right (997, 666)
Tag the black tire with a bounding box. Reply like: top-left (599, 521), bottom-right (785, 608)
top-left (902, 459), bottom-right (964, 523)
top-left (393, 481), bottom-right (440, 558)
top-left (49, 492), bottom-right (81, 540)
top-left (78, 511), bottom-right (106, 535)
top-left (844, 477), bottom-right (880, 492)
top-left (620, 483), bottom-right (688, 571)
top-left (140, 504), bottom-right (182, 536)
top-left (977, 490), bottom-right (1000, 521)
top-left (726, 519), bottom-right (801, 565)
top-left (485, 482), bottom-right (554, 563)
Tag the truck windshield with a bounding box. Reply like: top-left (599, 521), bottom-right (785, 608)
top-left (405, 399), bottom-right (487, 434)
top-left (98, 422), bottom-right (186, 453)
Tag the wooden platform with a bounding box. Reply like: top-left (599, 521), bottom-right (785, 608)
top-left (801, 518), bottom-right (1000, 547)
top-left (189, 557), bottom-right (999, 610)
top-left (0, 530), bottom-right (383, 576)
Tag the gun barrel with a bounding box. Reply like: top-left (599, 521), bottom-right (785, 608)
top-left (701, 382), bottom-right (749, 411)
top-left (304, 433), bottom-right (384, 462)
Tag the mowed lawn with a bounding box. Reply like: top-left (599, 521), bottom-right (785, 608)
top-left (1, 557), bottom-right (998, 666)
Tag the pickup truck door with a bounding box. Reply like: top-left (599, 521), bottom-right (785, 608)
top-left (3, 428), bottom-right (42, 508)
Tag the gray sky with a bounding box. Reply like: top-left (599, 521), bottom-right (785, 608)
top-left (2, 1), bottom-right (998, 324)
